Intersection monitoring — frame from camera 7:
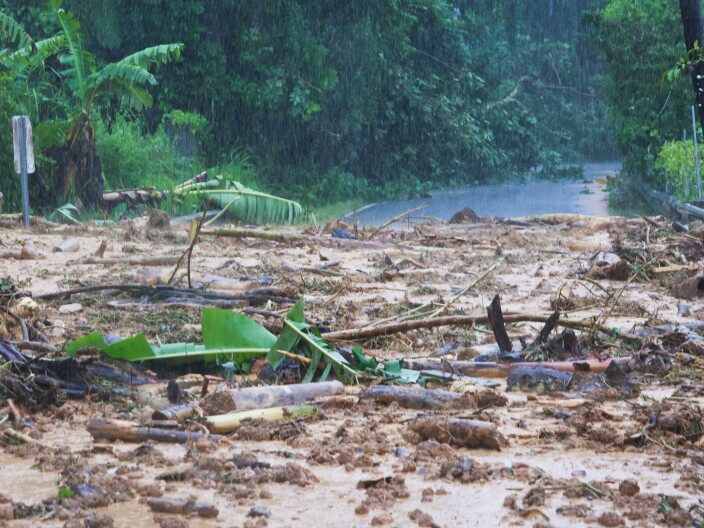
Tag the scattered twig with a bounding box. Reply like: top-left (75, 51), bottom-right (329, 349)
top-left (168, 204), bottom-right (210, 288)
top-left (428, 259), bottom-right (502, 317)
top-left (368, 205), bottom-right (427, 239)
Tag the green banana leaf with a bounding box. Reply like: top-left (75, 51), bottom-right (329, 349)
top-left (183, 181), bottom-right (304, 225)
top-left (65, 307), bottom-right (274, 364)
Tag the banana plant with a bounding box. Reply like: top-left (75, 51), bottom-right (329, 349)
top-left (47, 0), bottom-right (183, 204)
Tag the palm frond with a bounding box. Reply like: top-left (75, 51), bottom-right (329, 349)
top-left (86, 63), bottom-right (156, 90)
top-left (0, 11), bottom-right (34, 50)
top-left (185, 181), bottom-right (304, 225)
top-left (3, 35), bottom-right (65, 78)
top-left (118, 43), bottom-right (184, 69)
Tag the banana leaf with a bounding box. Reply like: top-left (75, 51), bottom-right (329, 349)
top-left (183, 181), bottom-right (304, 225)
top-left (267, 299), bottom-right (357, 382)
top-left (65, 308), bottom-right (274, 364)
top-left (350, 346), bottom-right (420, 384)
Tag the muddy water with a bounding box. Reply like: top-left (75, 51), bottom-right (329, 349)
top-left (348, 162), bottom-right (620, 227)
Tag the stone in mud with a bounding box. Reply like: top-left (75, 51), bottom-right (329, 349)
top-left (618, 478), bottom-right (640, 497)
top-left (597, 512), bottom-right (625, 527)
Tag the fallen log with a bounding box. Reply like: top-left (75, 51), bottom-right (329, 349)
top-left (146, 498), bottom-right (218, 518)
top-left (206, 405), bottom-right (316, 434)
top-left (201, 380), bottom-right (344, 414)
top-left (361, 385), bottom-right (476, 410)
top-left (408, 415), bottom-right (508, 450)
top-left (402, 357), bottom-right (629, 379)
top-left (87, 418), bottom-right (221, 443)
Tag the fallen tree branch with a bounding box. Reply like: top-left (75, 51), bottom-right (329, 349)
top-left (323, 312), bottom-right (625, 342)
top-left (78, 255), bottom-right (181, 266)
top-left (368, 204), bottom-right (427, 239)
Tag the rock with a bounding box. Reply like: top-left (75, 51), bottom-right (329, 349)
top-left (618, 478), bottom-right (640, 496)
top-left (248, 506), bottom-right (271, 518)
top-left (15, 297), bottom-right (40, 322)
top-left (49, 319), bottom-right (66, 337)
top-left (53, 237), bottom-right (80, 253)
top-left (59, 303), bottom-right (83, 314)
top-left (597, 512), bottom-right (624, 527)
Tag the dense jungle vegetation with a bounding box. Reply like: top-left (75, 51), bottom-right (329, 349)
top-left (0, 1), bottom-right (700, 214)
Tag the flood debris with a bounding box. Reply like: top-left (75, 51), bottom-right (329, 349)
top-left (1, 211), bottom-right (704, 526)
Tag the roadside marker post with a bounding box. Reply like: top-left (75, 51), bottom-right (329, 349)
top-left (12, 115), bottom-right (35, 229)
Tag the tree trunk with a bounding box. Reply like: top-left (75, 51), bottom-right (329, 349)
top-left (680, 0), bottom-right (704, 133)
top-left (57, 114), bottom-right (103, 207)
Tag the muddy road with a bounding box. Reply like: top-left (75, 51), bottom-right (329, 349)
top-left (0, 210), bottom-right (702, 527)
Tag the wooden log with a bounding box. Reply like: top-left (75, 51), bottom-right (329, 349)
top-left (152, 403), bottom-right (198, 422)
top-left (146, 498), bottom-right (218, 518)
top-left (202, 380), bottom-right (344, 414)
top-left (408, 415), bottom-right (508, 450)
top-left (87, 418), bottom-right (221, 443)
top-left (361, 385), bottom-right (476, 410)
top-left (402, 357), bottom-right (629, 379)
top-left (206, 405), bottom-right (317, 434)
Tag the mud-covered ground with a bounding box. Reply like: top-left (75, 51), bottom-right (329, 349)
top-left (0, 212), bottom-right (702, 528)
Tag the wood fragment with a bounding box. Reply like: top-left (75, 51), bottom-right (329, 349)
top-left (368, 204), bottom-right (427, 239)
top-left (151, 403), bottom-right (199, 423)
top-left (362, 385), bottom-right (476, 410)
top-left (487, 294), bottom-right (512, 352)
top-left (408, 415), bottom-right (508, 450)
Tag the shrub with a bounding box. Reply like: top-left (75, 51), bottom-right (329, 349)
top-left (654, 140), bottom-right (704, 202)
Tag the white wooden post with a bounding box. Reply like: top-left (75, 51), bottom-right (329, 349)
top-left (12, 116), bottom-right (35, 229)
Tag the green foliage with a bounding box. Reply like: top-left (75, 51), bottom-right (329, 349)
top-left (94, 115), bottom-right (197, 191)
top-left (653, 140), bottom-right (703, 201)
top-left (585, 0), bottom-right (691, 177)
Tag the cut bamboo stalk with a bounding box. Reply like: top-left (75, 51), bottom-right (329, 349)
top-left (206, 405), bottom-right (316, 434)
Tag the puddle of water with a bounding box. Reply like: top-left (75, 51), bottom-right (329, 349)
top-left (0, 455), bottom-right (58, 504)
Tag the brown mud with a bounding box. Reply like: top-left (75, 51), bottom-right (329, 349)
top-left (0, 213), bottom-right (702, 527)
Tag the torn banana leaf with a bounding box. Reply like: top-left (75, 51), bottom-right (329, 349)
top-left (65, 307), bottom-right (275, 364)
top-left (267, 298), bottom-right (357, 382)
top-left (351, 346), bottom-right (420, 384)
